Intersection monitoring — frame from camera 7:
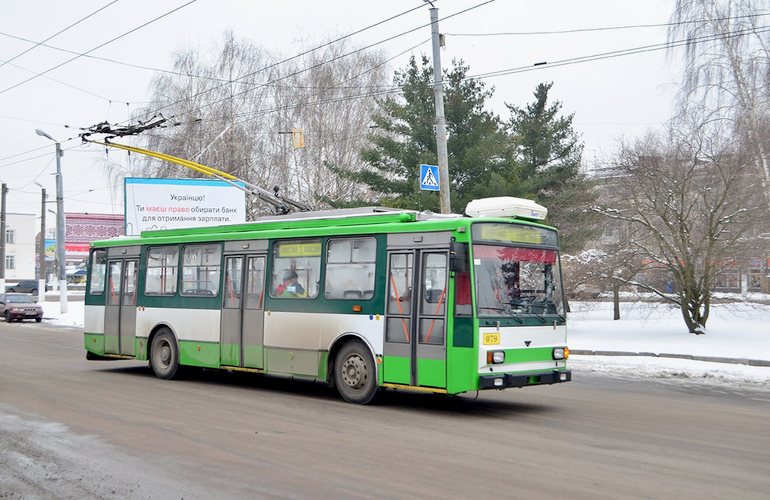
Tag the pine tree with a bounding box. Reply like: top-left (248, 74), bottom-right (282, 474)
top-left (474, 82), bottom-right (597, 252)
top-left (332, 56), bottom-right (506, 212)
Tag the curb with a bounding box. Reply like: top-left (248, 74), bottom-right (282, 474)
top-left (570, 350), bottom-right (770, 367)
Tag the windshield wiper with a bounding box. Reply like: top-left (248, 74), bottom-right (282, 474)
top-left (478, 306), bottom-right (524, 323)
top-left (530, 310), bottom-right (547, 324)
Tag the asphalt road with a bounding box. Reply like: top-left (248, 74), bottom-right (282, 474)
top-left (1, 321), bottom-right (769, 499)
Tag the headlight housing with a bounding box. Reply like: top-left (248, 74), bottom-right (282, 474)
top-left (553, 347), bottom-right (569, 360)
top-left (486, 350), bottom-right (505, 364)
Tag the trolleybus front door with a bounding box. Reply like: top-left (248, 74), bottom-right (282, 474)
top-left (104, 258), bottom-right (137, 356)
top-left (384, 250), bottom-right (448, 388)
top-left (221, 254), bottom-right (266, 369)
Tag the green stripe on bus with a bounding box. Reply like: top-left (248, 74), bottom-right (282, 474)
top-left (179, 340), bottom-right (220, 368)
top-left (84, 333), bottom-right (105, 355)
top-left (502, 346), bottom-right (557, 363)
top-left (416, 358), bottom-right (446, 388)
top-left (382, 355), bottom-right (410, 385)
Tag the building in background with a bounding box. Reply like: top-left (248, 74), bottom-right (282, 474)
top-left (5, 213), bottom-right (36, 280)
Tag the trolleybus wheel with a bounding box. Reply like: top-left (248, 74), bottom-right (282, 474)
top-left (334, 340), bottom-right (377, 404)
top-left (150, 328), bottom-right (179, 380)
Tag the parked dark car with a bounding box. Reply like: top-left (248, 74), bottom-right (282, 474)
top-left (0, 293), bottom-right (43, 322)
top-left (6, 280), bottom-right (43, 294)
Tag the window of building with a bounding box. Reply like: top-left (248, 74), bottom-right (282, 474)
top-left (271, 239), bottom-right (321, 299)
top-left (715, 269), bottom-right (740, 290)
top-left (5, 255), bottom-right (14, 270)
top-left (145, 246), bottom-right (179, 295)
top-left (5, 229), bottom-right (14, 244)
top-left (324, 237), bottom-right (376, 300)
top-left (748, 269), bottom-right (763, 291)
top-left (89, 250), bottom-right (107, 295)
top-left (181, 244), bottom-right (222, 296)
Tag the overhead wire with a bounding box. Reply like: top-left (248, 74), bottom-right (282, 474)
top-left (0, 0), bottom-right (198, 96)
top-left (0, 1), bottom-right (428, 86)
top-left (0, 3), bottom-right (437, 165)
top-left (4, 60), bottom-right (120, 102)
top-left (445, 12), bottom-right (769, 37)
top-left (0, 0), bottom-right (119, 68)
top-left (463, 24), bottom-right (770, 81)
top-left (127, 0), bottom-right (494, 124)
top-left (173, 21), bottom-right (770, 133)
top-left (193, 36), bottom-right (430, 126)
top-left (9, 2), bottom-right (761, 182)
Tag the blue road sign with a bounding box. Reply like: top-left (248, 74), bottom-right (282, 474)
top-left (419, 164), bottom-right (440, 191)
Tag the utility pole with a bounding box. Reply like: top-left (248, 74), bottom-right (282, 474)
top-left (430, 6), bottom-right (451, 214)
top-left (0, 183), bottom-right (6, 292)
top-left (37, 185), bottom-right (46, 303)
top-left (54, 142), bottom-right (67, 313)
top-left (36, 129), bottom-right (67, 313)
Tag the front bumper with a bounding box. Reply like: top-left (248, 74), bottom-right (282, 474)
top-left (478, 370), bottom-right (571, 389)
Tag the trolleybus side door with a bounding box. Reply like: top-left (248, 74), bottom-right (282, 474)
top-left (104, 250), bottom-right (138, 356)
top-left (221, 241), bottom-right (267, 369)
top-left (384, 243), bottom-right (448, 388)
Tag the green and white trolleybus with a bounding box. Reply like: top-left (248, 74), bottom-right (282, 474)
top-left (84, 196), bottom-right (570, 404)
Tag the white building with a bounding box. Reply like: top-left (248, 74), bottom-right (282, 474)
top-left (4, 213), bottom-right (36, 280)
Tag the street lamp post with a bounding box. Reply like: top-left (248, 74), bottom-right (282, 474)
top-left (35, 129), bottom-right (67, 314)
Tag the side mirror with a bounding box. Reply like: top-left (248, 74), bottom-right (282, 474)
top-left (449, 242), bottom-right (469, 273)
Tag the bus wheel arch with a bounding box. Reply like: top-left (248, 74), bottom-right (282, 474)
top-left (328, 334), bottom-right (378, 404)
top-left (148, 324), bottom-right (180, 380)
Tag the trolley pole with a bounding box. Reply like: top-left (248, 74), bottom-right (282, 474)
top-left (430, 7), bottom-right (451, 214)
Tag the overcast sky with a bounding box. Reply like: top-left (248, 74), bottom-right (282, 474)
top-left (0, 0), bottom-right (679, 218)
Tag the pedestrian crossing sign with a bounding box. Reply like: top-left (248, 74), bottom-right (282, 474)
top-left (419, 164), bottom-right (440, 191)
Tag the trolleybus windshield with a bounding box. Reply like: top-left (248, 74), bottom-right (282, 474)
top-left (471, 223), bottom-right (564, 319)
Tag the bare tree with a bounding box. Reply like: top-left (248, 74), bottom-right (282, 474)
top-left (594, 120), bottom-right (758, 334)
top-left (128, 32), bottom-right (386, 217)
top-left (669, 0), bottom-right (770, 211)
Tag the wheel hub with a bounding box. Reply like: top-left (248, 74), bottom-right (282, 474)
top-left (341, 354), bottom-right (367, 389)
top-left (159, 343), bottom-right (171, 365)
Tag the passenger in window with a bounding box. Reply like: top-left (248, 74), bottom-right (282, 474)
top-left (275, 270), bottom-right (305, 297)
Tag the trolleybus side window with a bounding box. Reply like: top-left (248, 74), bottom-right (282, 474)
top-left (324, 237), bottom-right (376, 300)
top-left (386, 253), bottom-right (413, 343)
top-left (419, 253), bottom-right (447, 345)
top-left (223, 257), bottom-right (242, 308)
top-left (107, 261), bottom-right (122, 306)
top-left (89, 250), bottom-right (107, 295)
top-left (181, 244), bottom-right (222, 296)
top-left (271, 239), bottom-right (321, 299)
top-left (244, 256), bottom-right (266, 309)
top-left (145, 246), bottom-right (179, 296)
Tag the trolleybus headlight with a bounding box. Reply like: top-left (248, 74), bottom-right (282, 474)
top-left (487, 350), bottom-right (505, 364)
top-left (553, 347), bottom-right (569, 360)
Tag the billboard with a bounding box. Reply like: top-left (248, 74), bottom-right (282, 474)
top-left (124, 178), bottom-right (246, 235)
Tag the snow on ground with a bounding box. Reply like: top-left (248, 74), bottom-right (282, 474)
top-left (568, 301), bottom-right (770, 390)
top-left (568, 301), bottom-right (770, 360)
top-left (39, 298), bottom-right (770, 389)
top-left (43, 300), bottom-right (85, 329)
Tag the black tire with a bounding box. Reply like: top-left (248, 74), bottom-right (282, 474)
top-left (6, 288), bottom-right (14, 293)
top-left (35, 317), bottom-right (42, 323)
top-left (4, 311), bottom-right (11, 322)
top-left (333, 340), bottom-right (377, 404)
top-left (150, 328), bottom-right (179, 380)
top-left (30, 288), bottom-right (37, 295)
